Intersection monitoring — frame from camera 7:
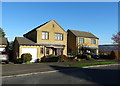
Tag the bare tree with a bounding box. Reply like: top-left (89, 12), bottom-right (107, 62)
top-left (111, 32), bottom-right (120, 48)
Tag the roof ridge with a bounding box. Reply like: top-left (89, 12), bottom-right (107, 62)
top-left (68, 29), bottom-right (98, 39)
top-left (23, 20), bottom-right (52, 36)
top-left (69, 29), bottom-right (90, 33)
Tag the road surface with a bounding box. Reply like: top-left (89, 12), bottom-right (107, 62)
top-left (2, 64), bottom-right (120, 85)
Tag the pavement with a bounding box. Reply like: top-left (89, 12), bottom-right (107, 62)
top-left (1, 59), bottom-right (120, 78)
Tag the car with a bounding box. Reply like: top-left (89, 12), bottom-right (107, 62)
top-left (0, 52), bottom-right (9, 64)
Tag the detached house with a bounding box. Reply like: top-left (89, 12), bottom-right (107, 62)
top-left (67, 29), bottom-right (99, 55)
top-left (0, 37), bottom-right (8, 53)
top-left (13, 20), bottom-right (67, 62)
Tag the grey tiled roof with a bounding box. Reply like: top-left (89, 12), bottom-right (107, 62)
top-left (68, 29), bottom-right (98, 39)
top-left (0, 37), bottom-right (8, 45)
top-left (15, 37), bottom-right (66, 46)
top-left (15, 37), bottom-right (36, 45)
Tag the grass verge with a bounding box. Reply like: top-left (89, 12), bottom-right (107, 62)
top-left (68, 62), bottom-right (116, 67)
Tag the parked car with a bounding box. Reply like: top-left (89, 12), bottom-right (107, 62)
top-left (0, 52), bottom-right (9, 64)
top-left (82, 52), bottom-right (100, 59)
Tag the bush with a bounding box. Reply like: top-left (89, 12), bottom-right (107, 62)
top-left (47, 54), bottom-right (57, 58)
top-left (58, 55), bottom-right (67, 59)
top-left (35, 59), bottom-right (40, 63)
top-left (76, 54), bottom-right (83, 59)
top-left (85, 54), bottom-right (92, 60)
top-left (21, 53), bottom-right (32, 63)
top-left (76, 59), bottom-right (81, 62)
top-left (14, 57), bottom-right (23, 64)
top-left (41, 57), bottom-right (59, 62)
top-left (58, 55), bottom-right (68, 62)
top-left (41, 54), bottom-right (59, 62)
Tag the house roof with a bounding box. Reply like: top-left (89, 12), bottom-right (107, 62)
top-left (23, 20), bottom-right (66, 36)
top-left (15, 37), bottom-right (36, 45)
top-left (15, 37), bottom-right (66, 47)
top-left (68, 29), bottom-right (99, 39)
top-left (0, 37), bottom-right (8, 45)
top-left (23, 21), bottom-right (50, 36)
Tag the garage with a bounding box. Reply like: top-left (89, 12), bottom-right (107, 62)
top-left (0, 47), bottom-right (5, 52)
top-left (21, 48), bottom-right (37, 62)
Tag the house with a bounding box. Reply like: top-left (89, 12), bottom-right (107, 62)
top-left (0, 37), bottom-right (8, 53)
top-left (67, 29), bottom-right (99, 55)
top-left (13, 20), bottom-right (67, 62)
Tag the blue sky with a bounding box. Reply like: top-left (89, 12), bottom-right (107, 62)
top-left (2, 2), bottom-right (118, 45)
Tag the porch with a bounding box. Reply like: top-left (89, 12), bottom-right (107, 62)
top-left (41, 44), bottom-right (65, 56)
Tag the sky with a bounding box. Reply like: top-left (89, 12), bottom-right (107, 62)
top-left (1, 2), bottom-right (118, 45)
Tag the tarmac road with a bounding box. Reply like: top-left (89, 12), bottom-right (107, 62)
top-left (2, 64), bottom-right (120, 85)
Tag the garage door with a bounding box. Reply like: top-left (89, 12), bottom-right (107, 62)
top-left (21, 48), bottom-right (37, 62)
top-left (0, 48), bottom-right (5, 52)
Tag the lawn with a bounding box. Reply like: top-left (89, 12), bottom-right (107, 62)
top-left (68, 62), bottom-right (116, 67)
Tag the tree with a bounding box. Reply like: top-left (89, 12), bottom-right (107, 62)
top-left (111, 32), bottom-right (120, 49)
top-left (111, 32), bottom-right (120, 44)
top-left (8, 41), bottom-right (14, 50)
top-left (0, 27), bottom-right (6, 37)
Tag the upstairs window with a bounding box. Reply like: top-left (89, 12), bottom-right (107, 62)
top-left (79, 38), bottom-right (84, 43)
top-left (55, 33), bottom-right (63, 40)
top-left (91, 39), bottom-right (96, 44)
top-left (42, 32), bottom-right (49, 40)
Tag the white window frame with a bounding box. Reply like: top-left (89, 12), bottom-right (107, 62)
top-left (55, 33), bottom-right (63, 40)
top-left (42, 32), bottom-right (49, 40)
top-left (79, 38), bottom-right (84, 43)
top-left (91, 39), bottom-right (96, 44)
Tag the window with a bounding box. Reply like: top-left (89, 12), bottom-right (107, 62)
top-left (79, 38), bottom-right (84, 43)
top-left (91, 39), bottom-right (96, 44)
top-left (42, 32), bottom-right (49, 39)
top-left (40, 48), bottom-right (43, 54)
top-left (55, 33), bottom-right (63, 40)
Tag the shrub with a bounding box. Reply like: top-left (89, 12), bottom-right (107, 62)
top-left (76, 59), bottom-right (81, 62)
top-left (47, 54), bottom-right (57, 58)
top-left (21, 53), bottom-right (32, 63)
top-left (41, 56), bottom-right (45, 62)
top-left (41, 55), bottom-right (59, 62)
top-left (67, 55), bottom-right (71, 57)
top-left (44, 57), bottom-right (59, 62)
top-left (85, 54), bottom-right (92, 60)
top-left (58, 55), bottom-right (68, 62)
top-left (35, 59), bottom-right (40, 63)
top-left (76, 54), bottom-right (82, 59)
top-left (14, 57), bottom-right (23, 64)
top-left (58, 55), bottom-right (67, 59)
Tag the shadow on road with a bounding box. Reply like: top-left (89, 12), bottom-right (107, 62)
top-left (49, 65), bottom-right (120, 85)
